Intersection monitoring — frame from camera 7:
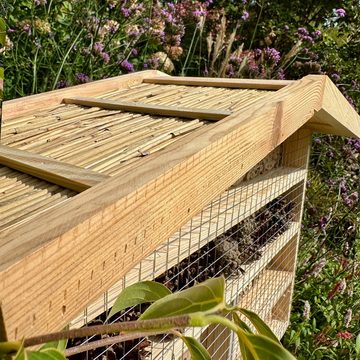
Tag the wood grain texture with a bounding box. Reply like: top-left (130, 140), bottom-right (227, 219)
top-left (143, 76), bottom-right (294, 90)
top-left (0, 75), bottom-right (324, 339)
top-left (0, 145), bottom-right (109, 192)
top-left (309, 76), bottom-right (360, 137)
top-left (0, 74), bottom-right (359, 340)
top-left (2, 70), bottom-right (165, 121)
top-left (63, 97), bottom-right (231, 121)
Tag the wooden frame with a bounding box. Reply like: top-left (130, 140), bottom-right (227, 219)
top-left (0, 71), bottom-right (359, 342)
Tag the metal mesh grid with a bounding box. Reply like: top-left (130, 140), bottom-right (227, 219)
top-left (68, 142), bottom-right (309, 360)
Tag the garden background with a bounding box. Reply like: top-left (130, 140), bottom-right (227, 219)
top-left (2, 0), bottom-right (360, 358)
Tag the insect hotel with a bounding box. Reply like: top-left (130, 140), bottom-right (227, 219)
top-left (1, 71), bottom-right (359, 359)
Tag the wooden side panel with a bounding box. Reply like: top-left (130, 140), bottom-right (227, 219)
top-left (0, 76), bottom-right (324, 340)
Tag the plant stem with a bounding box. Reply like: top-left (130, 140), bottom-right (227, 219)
top-left (65, 331), bottom-right (167, 356)
top-left (249, 0), bottom-right (264, 50)
top-left (181, 25), bottom-right (199, 76)
top-left (52, 29), bottom-right (84, 90)
top-left (23, 316), bottom-right (191, 348)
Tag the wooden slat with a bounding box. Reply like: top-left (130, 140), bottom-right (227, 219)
top-left (63, 97), bottom-right (232, 121)
top-left (0, 145), bottom-right (109, 192)
top-left (1, 70), bottom-right (166, 121)
top-left (143, 76), bottom-right (294, 90)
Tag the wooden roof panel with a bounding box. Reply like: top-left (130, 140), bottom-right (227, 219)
top-left (0, 165), bottom-right (76, 231)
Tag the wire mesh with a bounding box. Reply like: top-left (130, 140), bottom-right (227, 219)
top-left (68, 141), bottom-right (309, 360)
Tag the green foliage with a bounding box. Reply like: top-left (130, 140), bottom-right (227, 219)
top-left (181, 336), bottom-right (211, 360)
top-left (0, 277), bottom-right (294, 360)
top-left (15, 347), bottom-right (66, 360)
top-left (107, 280), bottom-right (171, 319)
top-left (140, 277), bottom-right (225, 320)
top-left (237, 308), bottom-right (280, 344)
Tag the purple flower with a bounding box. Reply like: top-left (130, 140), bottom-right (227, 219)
top-left (351, 80), bottom-right (358, 89)
top-left (314, 138), bottom-right (322, 144)
top-left (131, 48), bottom-right (138, 56)
top-left (57, 80), bottom-right (69, 89)
top-left (120, 60), bottom-right (134, 72)
top-left (35, 0), bottom-right (47, 5)
top-left (297, 27), bottom-right (309, 36)
top-left (75, 73), bottom-right (90, 84)
top-left (335, 8), bottom-right (346, 18)
top-left (277, 68), bottom-right (285, 80)
top-left (312, 30), bottom-right (322, 38)
top-left (331, 73), bottom-right (340, 82)
top-left (264, 47), bottom-right (281, 64)
top-left (121, 7), bottom-right (131, 17)
top-left (193, 9), bottom-right (206, 17)
top-left (241, 11), bottom-right (250, 21)
top-left (93, 42), bottom-right (104, 54)
top-left (100, 52), bottom-right (110, 64)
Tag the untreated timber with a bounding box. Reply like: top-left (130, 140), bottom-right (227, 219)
top-left (0, 75), bottom-right (360, 340)
top-left (0, 145), bottom-right (109, 192)
top-left (1, 70), bottom-right (166, 121)
top-left (63, 97), bottom-right (232, 121)
top-left (0, 75), bottom-right (324, 339)
top-left (309, 76), bottom-right (360, 136)
top-left (143, 76), bottom-right (294, 90)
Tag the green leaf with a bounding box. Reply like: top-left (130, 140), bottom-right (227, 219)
top-left (140, 277), bottom-right (225, 320)
top-left (108, 281), bottom-right (171, 319)
top-left (0, 18), bottom-right (6, 46)
top-left (40, 340), bottom-right (67, 353)
top-left (14, 348), bottom-right (66, 360)
top-left (181, 336), bottom-right (211, 360)
top-left (232, 313), bottom-right (255, 360)
top-left (237, 308), bottom-right (280, 344)
top-left (239, 333), bottom-right (296, 360)
top-left (356, 333), bottom-right (360, 355)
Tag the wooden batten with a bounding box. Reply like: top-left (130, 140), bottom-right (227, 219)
top-left (143, 76), bottom-right (294, 90)
top-left (0, 145), bottom-right (109, 192)
top-left (0, 72), bottom-right (359, 342)
top-left (1, 70), bottom-right (165, 121)
top-left (63, 97), bottom-right (232, 121)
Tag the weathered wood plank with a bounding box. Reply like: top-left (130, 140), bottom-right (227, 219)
top-left (143, 76), bottom-right (294, 90)
top-left (0, 75), bottom-right (325, 339)
top-left (2, 70), bottom-right (165, 121)
top-left (63, 97), bottom-right (232, 121)
top-left (0, 145), bottom-right (109, 192)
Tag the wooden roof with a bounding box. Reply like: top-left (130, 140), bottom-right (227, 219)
top-left (0, 70), bottom-right (359, 340)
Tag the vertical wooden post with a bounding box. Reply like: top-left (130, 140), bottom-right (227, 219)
top-left (268, 127), bottom-right (312, 328)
